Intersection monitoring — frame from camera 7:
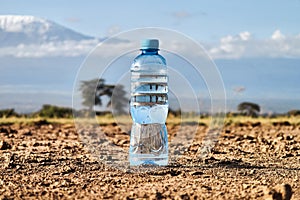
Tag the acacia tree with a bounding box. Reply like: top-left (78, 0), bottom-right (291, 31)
top-left (237, 102), bottom-right (260, 117)
top-left (80, 79), bottom-right (106, 111)
top-left (79, 78), bottom-right (128, 114)
top-left (108, 84), bottom-right (128, 115)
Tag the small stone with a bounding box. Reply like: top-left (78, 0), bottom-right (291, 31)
top-left (190, 171), bottom-right (204, 176)
top-left (243, 135), bottom-right (255, 140)
top-left (225, 129), bottom-right (231, 134)
top-left (0, 140), bottom-right (12, 150)
top-left (0, 153), bottom-right (11, 169)
top-left (264, 188), bottom-right (282, 200)
top-left (264, 184), bottom-right (292, 200)
top-left (242, 184), bottom-right (250, 189)
top-left (286, 135), bottom-right (294, 140)
top-left (0, 127), bottom-right (9, 134)
top-left (275, 184), bottom-right (292, 200)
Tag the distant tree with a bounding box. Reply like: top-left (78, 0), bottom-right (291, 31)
top-left (79, 79), bottom-right (113, 111)
top-left (109, 84), bottom-right (128, 115)
top-left (79, 78), bottom-right (128, 114)
top-left (0, 108), bottom-right (18, 118)
top-left (237, 102), bottom-right (260, 117)
top-left (169, 108), bottom-right (181, 117)
top-left (287, 109), bottom-right (300, 117)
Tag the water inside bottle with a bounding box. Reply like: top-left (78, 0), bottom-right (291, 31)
top-left (130, 105), bottom-right (168, 124)
top-left (129, 123), bottom-right (168, 166)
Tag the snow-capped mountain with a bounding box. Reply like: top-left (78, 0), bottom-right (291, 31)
top-left (0, 15), bottom-right (101, 57)
top-left (0, 15), bottom-right (94, 46)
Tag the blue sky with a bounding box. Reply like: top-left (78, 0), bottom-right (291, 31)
top-left (1, 0), bottom-right (300, 41)
top-left (1, 0), bottom-right (300, 113)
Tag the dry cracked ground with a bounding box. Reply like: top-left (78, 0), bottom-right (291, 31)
top-left (0, 119), bottom-right (299, 199)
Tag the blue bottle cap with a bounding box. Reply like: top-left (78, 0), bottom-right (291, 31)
top-left (141, 39), bottom-right (159, 49)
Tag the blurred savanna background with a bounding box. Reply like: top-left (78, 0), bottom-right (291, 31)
top-left (1, 1), bottom-right (300, 199)
top-left (0, 0), bottom-right (300, 117)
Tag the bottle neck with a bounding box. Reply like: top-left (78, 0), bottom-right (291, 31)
top-left (141, 49), bottom-right (159, 55)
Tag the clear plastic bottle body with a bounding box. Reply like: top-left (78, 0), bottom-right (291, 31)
top-left (129, 48), bottom-right (169, 166)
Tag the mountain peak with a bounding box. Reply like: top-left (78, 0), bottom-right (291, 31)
top-left (0, 15), bottom-right (50, 34)
top-left (0, 15), bottom-right (94, 46)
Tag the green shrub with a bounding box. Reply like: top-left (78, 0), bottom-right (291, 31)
top-left (35, 104), bottom-right (73, 118)
top-left (0, 108), bottom-right (18, 118)
top-left (287, 109), bottom-right (300, 116)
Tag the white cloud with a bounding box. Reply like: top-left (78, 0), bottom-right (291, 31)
top-left (0, 29), bottom-right (300, 59)
top-left (271, 29), bottom-right (285, 40)
top-left (0, 39), bottom-right (99, 58)
top-left (239, 31), bottom-right (251, 41)
top-left (208, 30), bottom-right (300, 59)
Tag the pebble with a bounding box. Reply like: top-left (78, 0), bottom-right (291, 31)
top-left (264, 184), bottom-right (292, 200)
top-left (0, 153), bottom-right (11, 169)
top-left (0, 140), bottom-right (12, 150)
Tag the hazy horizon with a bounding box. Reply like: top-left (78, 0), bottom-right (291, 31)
top-left (1, 1), bottom-right (300, 115)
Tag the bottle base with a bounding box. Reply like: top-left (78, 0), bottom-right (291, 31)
top-left (129, 153), bottom-right (168, 166)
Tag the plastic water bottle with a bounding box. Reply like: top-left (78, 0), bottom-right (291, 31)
top-left (129, 39), bottom-right (168, 166)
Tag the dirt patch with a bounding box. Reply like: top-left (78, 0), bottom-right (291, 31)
top-left (0, 122), bottom-right (299, 199)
